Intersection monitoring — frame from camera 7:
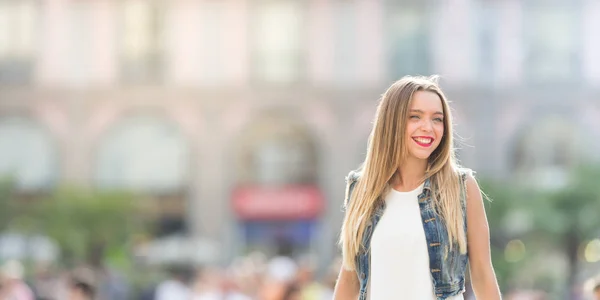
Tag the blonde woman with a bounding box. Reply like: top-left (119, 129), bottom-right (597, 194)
top-left (333, 76), bottom-right (501, 300)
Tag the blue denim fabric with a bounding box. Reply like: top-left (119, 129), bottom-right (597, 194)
top-left (344, 169), bottom-right (469, 300)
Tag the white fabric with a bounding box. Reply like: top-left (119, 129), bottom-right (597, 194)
top-left (368, 184), bottom-right (464, 300)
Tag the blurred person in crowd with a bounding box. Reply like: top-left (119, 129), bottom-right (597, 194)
top-left (281, 283), bottom-right (302, 300)
top-left (31, 262), bottom-right (61, 300)
top-left (67, 267), bottom-right (96, 300)
top-left (86, 243), bottom-right (130, 300)
top-left (155, 264), bottom-right (192, 300)
top-left (235, 265), bottom-right (264, 298)
top-left (259, 256), bottom-right (298, 300)
top-left (192, 267), bottom-right (223, 300)
top-left (241, 251), bottom-right (268, 297)
top-left (192, 266), bottom-right (253, 300)
top-left (137, 266), bottom-right (164, 300)
top-left (318, 259), bottom-right (341, 300)
top-left (294, 257), bottom-right (327, 300)
top-left (225, 256), bottom-right (262, 299)
top-left (138, 283), bottom-right (157, 300)
top-left (94, 266), bottom-right (130, 300)
top-left (220, 274), bottom-right (252, 300)
top-left (594, 282), bottom-right (600, 300)
top-left (334, 76), bottom-right (501, 300)
top-left (0, 260), bottom-right (34, 300)
top-left (505, 289), bottom-right (547, 300)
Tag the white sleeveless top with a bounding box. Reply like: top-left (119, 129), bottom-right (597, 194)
top-left (367, 184), bottom-right (464, 300)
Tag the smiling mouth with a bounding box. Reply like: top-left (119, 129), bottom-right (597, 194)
top-left (413, 137), bottom-right (433, 147)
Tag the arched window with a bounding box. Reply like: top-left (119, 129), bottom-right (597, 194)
top-left (0, 0), bottom-right (37, 84)
top-left (511, 116), bottom-right (575, 189)
top-left (385, 2), bottom-right (430, 80)
top-left (252, 0), bottom-right (306, 83)
top-left (94, 115), bottom-right (190, 235)
top-left (236, 113), bottom-right (317, 186)
top-left (119, 0), bottom-right (164, 83)
top-left (0, 117), bottom-right (58, 191)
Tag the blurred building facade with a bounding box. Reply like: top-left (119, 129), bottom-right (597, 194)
top-left (1, 0), bottom-right (600, 264)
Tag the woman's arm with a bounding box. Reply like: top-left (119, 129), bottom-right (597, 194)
top-left (465, 173), bottom-right (502, 299)
top-left (333, 267), bottom-right (360, 300)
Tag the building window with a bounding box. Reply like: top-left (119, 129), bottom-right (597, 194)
top-left (386, 3), bottom-right (430, 80)
top-left (525, 4), bottom-right (581, 82)
top-left (95, 116), bottom-right (189, 192)
top-left (475, 1), bottom-right (497, 84)
top-left (511, 116), bottom-right (575, 190)
top-left (67, 1), bottom-right (96, 85)
top-left (333, 0), bottom-right (357, 85)
top-left (252, 0), bottom-right (305, 84)
top-left (119, 0), bottom-right (164, 83)
top-left (95, 116), bottom-right (190, 235)
top-left (237, 113), bottom-right (317, 186)
top-left (200, 1), bottom-right (226, 85)
top-left (0, 117), bottom-right (58, 191)
top-left (0, 1), bottom-right (36, 85)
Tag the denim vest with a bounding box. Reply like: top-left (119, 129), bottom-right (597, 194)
top-left (344, 169), bottom-right (470, 300)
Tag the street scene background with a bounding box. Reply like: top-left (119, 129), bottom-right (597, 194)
top-left (1, 0), bottom-right (600, 299)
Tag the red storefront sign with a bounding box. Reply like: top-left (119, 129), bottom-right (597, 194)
top-left (232, 186), bottom-right (324, 220)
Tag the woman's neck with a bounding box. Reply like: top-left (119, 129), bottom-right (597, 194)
top-left (394, 158), bottom-right (428, 192)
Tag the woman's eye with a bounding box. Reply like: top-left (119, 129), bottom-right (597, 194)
top-left (434, 118), bottom-right (443, 122)
top-left (410, 115), bottom-right (420, 119)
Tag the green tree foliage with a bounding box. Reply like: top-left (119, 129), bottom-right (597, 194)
top-left (479, 165), bottom-right (600, 298)
top-left (31, 188), bottom-right (146, 267)
top-left (528, 166), bottom-right (600, 296)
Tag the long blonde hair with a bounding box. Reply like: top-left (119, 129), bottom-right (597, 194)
top-left (340, 75), bottom-right (467, 271)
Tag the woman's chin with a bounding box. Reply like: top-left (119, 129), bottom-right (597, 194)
top-left (408, 152), bottom-right (433, 161)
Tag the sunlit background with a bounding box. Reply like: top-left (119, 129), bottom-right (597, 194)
top-left (1, 0), bottom-right (600, 299)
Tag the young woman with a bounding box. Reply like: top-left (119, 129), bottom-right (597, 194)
top-left (333, 76), bottom-right (501, 300)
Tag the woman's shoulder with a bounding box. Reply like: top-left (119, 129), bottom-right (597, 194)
top-left (456, 166), bottom-right (475, 182)
top-left (345, 169), bottom-right (362, 184)
top-left (343, 169), bottom-right (363, 209)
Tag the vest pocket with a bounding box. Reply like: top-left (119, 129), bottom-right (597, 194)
top-left (356, 252), bottom-right (370, 297)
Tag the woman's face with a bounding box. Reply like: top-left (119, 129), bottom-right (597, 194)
top-left (404, 90), bottom-right (445, 162)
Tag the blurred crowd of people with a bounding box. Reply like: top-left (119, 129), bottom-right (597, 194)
top-left (0, 259), bottom-right (112, 300)
top-left (0, 252), bottom-right (338, 300)
top-left (147, 252), bottom-right (338, 300)
top-left (2, 255), bottom-right (600, 299)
